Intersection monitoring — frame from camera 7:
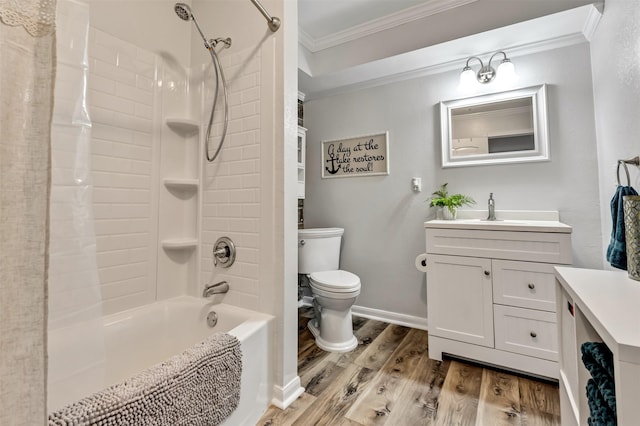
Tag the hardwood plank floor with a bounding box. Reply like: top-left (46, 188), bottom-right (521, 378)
top-left (257, 308), bottom-right (561, 426)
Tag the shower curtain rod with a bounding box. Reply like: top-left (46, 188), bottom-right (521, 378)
top-left (250, 0), bottom-right (281, 32)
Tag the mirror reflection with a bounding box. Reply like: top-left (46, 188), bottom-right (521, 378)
top-left (440, 85), bottom-right (548, 167)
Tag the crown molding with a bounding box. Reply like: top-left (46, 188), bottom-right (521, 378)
top-left (582, 3), bottom-right (602, 42)
top-left (301, 4), bottom-right (602, 101)
top-left (299, 0), bottom-right (479, 53)
top-left (298, 27), bottom-right (315, 53)
top-left (303, 32), bottom-right (589, 101)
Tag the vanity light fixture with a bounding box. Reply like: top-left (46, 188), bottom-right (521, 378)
top-left (459, 51), bottom-right (516, 89)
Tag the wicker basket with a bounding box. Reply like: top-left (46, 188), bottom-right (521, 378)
top-left (623, 195), bottom-right (640, 281)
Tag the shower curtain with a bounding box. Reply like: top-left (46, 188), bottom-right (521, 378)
top-left (0, 0), bottom-right (56, 423)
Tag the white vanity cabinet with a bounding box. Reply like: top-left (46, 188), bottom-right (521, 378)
top-left (424, 217), bottom-right (572, 379)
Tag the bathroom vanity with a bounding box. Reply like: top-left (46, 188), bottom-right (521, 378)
top-left (424, 212), bottom-right (572, 379)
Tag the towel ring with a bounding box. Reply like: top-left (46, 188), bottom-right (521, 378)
top-left (617, 156), bottom-right (640, 186)
top-left (617, 161), bottom-right (631, 186)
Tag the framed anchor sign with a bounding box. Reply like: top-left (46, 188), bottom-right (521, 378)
top-left (321, 132), bottom-right (389, 179)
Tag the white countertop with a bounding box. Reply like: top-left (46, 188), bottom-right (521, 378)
top-left (555, 266), bottom-right (640, 361)
top-left (424, 210), bottom-right (572, 233)
top-left (425, 219), bottom-right (572, 233)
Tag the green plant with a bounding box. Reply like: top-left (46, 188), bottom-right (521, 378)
top-left (428, 183), bottom-right (475, 214)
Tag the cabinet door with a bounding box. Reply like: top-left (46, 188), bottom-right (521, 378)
top-left (426, 254), bottom-right (494, 347)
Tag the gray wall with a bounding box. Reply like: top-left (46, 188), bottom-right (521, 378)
top-left (590, 0), bottom-right (640, 264)
top-left (304, 43), bottom-right (603, 319)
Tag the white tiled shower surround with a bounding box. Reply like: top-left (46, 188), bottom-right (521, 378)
top-left (201, 48), bottom-right (263, 311)
top-left (47, 0), bottom-right (300, 414)
top-left (49, 0), bottom-right (102, 330)
top-left (50, 23), bottom-right (266, 315)
top-left (87, 28), bottom-right (160, 315)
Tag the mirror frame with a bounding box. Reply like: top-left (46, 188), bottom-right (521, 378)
top-left (440, 84), bottom-right (549, 168)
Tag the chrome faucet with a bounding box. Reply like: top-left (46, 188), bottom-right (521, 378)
top-left (203, 281), bottom-right (229, 298)
top-left (487, 193), bottom-right (497, 221)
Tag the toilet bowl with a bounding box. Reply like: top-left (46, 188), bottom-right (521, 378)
top-left (307, 270), bottom-right (361, 352)
top-left (298, 228), bottom-right (361, 353)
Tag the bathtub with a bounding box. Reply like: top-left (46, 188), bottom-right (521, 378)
top-left (48, 296), bottom-right (274, 425)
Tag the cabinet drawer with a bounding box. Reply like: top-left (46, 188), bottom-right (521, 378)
top-left (492, 260), bottom-right (557, 312)
top-left (494, 305), bottom-right (558, 361)
top-left (425, 228), bottom-right (572, 264)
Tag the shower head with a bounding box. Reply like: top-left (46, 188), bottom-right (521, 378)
top-left (174, 2), bottom-right (212, 48)
top-left (174, 3), bottom-right (192, 21)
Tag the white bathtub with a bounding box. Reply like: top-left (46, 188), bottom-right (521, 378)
top-left (48, 296), bottom-right (274, 425)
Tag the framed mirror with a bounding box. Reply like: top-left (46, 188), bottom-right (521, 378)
top-left (440, 84), bottom-right (549, 168)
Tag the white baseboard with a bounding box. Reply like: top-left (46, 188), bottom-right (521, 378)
top-left (351, 305), bottom-right (428, 331)
top-left (271, 376), bottom-right (305, 410)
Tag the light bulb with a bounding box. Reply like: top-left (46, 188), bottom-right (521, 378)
top-left (497, 59), bottom-right (516, 85)
top-left (459, 67), bottom-right (476, 91)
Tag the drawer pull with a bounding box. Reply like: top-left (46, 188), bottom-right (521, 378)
top-left (484, 270), bottom-right (490, 277)
top-left (530, 331), bottom-right (537, 338)
top-left (527, 283), bottom-right (535, 290)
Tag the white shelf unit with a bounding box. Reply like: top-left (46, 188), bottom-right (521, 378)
top-left (297, 126), bottom-right (306, 199)
top-left (555, 267), bottom-right (640, 426)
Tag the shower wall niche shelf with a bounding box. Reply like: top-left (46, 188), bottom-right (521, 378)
top-left (163, 178), bottom-right (199, 191)
top-left (165, 117), bottom-right (200, 134)
top-left (157, 108), bottom-right (201, 301)
top-left (161, 238), bottom-right (198, 250)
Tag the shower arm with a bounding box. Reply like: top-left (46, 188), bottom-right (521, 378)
top-left (249, 0), bottom-right (281, 32)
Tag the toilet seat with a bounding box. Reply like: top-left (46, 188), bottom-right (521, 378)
top-left (309, 270), bottom-right (361, 293)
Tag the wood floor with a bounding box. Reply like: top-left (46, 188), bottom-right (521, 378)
top-left (257, 308), bottom-right (561, 426)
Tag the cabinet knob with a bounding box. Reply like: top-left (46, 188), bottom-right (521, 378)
top-left (484, 270), bottom-right (490, 277)
top-left (528, 283), bottom-right (535, 290)
top-left (530, 331), bottom-right (537, 338)
top-left (299, 240), bottom-right (305, 246)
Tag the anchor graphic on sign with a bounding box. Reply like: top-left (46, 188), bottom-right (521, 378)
top-left (325, 153), bottom-right (341, 175)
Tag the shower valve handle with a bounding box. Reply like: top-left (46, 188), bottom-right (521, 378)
top-left (213, 236), bottom-right (236, 268)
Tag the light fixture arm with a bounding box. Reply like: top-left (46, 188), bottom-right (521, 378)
top-left (487, 51), bottom-right (508, 69)
top-left (464, 56), bottom-right (484, 69)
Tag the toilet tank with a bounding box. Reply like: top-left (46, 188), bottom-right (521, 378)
top-left (298, 228), bottom-right (344, 274)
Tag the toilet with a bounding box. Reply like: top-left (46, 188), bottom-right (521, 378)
top-left (298, 227), bottom-right (361, 353)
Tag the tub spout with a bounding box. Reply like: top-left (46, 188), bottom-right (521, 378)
top-left (203, 281), bottom-right (229, 298)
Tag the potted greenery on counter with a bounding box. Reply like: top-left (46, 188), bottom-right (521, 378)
top-left (429, 183), bottom-right (475, 220)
